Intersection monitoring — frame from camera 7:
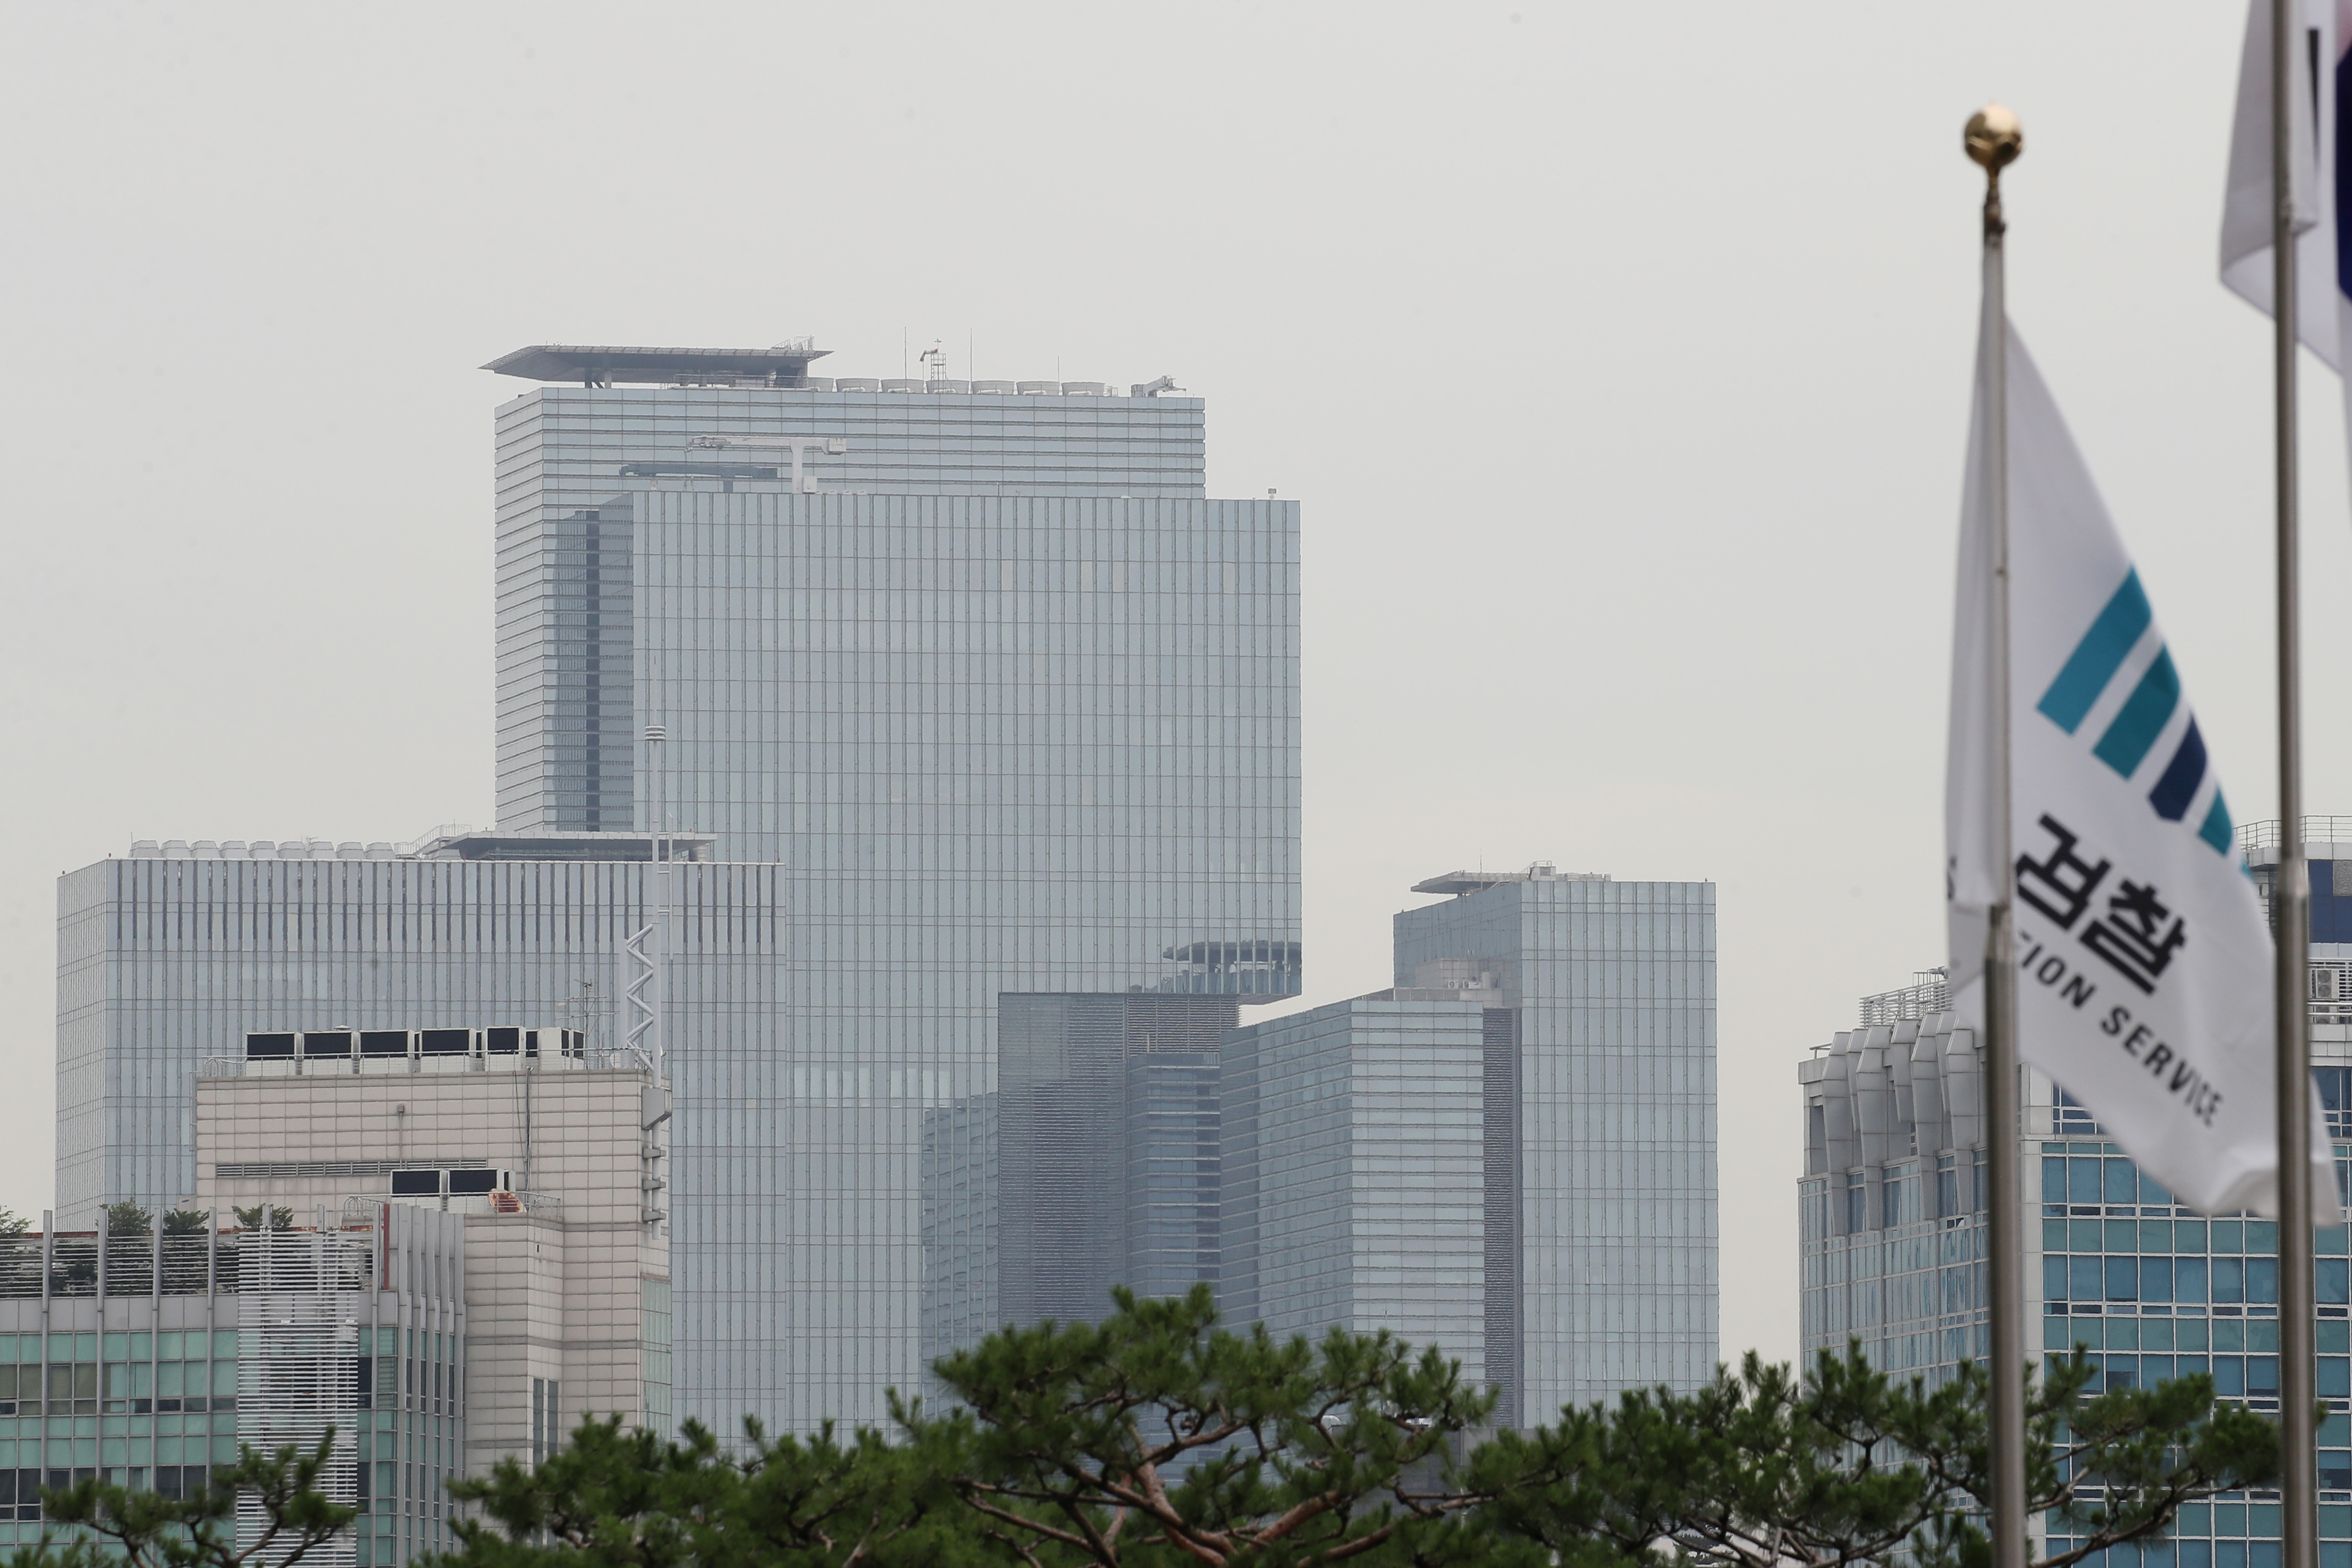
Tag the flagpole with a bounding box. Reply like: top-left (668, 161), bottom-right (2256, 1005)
top-left (2269, 0), bottom-right (2319, 1561)
top-left (1966, 102), bottom-right (2028, 1568)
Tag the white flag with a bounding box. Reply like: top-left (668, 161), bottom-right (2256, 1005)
top-left (2219, 0), bottom-right (2341, 369)
top-left (1946, 299), bottom-right (2335, 1220)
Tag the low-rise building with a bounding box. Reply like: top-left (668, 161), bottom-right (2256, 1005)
top-left (0, 1204), bottom-right (465, 1567)
top-left (189, 1026), bottom-right (670, 1478)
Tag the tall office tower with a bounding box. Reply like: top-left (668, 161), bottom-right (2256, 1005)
top-left (1224, 865), bottom-right (1717, 1428)
top-left (481, 347), bottom-right (1300, 1428)
top-left (1800, 821), bottom-right (2352, 1564)
top-left (1391, 865), bottom-right (1718, 1419)
top-left (482, 344), bottom-right (1210, 841)
top-left (1219, 994), bottom-right (1491, 1391)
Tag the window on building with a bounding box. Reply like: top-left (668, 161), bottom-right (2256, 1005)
top-left (532, 1378), bottom-right (561, 1466)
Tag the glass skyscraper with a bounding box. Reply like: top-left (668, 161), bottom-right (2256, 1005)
top-left (1392, 867), bottom-right (1719, 1418)
top-left (1219, 995), bottom-right (1492, 1390)
top-left (59, 345), bottom-right (1302, 1435)
top-left (1798, 819), bottom-right (2352, 1567)
top-left (1221, 865), bottom-right (1718, 1428)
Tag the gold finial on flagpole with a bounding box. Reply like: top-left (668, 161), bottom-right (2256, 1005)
top-left (1966, 104), bottom-right (2024, 239)
top-left (1964, 103), bottom-right (2023, 171)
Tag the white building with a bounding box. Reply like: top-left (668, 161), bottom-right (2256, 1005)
top-left (190, 1024), bottom-right (671, 1464)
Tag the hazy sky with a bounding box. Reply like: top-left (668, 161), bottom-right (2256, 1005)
top-left (0, 1), bottom-right (2337, 1381)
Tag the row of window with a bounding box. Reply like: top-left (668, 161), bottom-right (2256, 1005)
top-left (0, 1464), bottom-right (209, 1519)
top-left (2043, 1531), bottom-right (2349, 1566)
top-left (0, 1334), bottom-right (230, 1362)
top-left (0, 1359), bottom-right (230, 1415)
top-left (2043, 1253), bottom-right (2352, 1303)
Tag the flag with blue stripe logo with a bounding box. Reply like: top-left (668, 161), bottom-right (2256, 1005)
top-left (1947, 302), bottom-right (2334, 1219)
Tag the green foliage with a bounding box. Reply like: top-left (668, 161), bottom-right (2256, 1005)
top-left (231, 1205), bottom-right (293, 1232)
top-left (1463, 1341), bottom-right (2282, 1568)
top-left (422, 1302), bottom-right (2292, 1568)
top-left (436, 1411), bottom-right (989, 1568)
top-left (102, 1202), bottom-right (152, 1236)
top-left (162, 1209), bottom-right (213, 1236)
top-left (0, 1208), bottom-right (28, 1238)
top-left (2025, 1352), bottom-right (2283, 1568)
top-left (8, 1438), bottom-right (355, 1568)
top-left (911, 1281), bottom-right (1496, 1567)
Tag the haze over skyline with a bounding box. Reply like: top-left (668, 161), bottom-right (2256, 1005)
top-left (2, 1), bottom-right (2339, 1374)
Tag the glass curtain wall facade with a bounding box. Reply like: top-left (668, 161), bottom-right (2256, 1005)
top-left (986, 993), bottom-right (1234, 1337)
top-left (0, 1208), bottom-right (465, 1567)
top-left (1218, 996), bottom-right (1490, 1387)
top-left (63, 358), bottom-right (1300, 1437)
top-left (53, 848), bottom-right (776, 1231)
top-left (1392, 872), bottom-right (1719, 1416)
top-left (491, 385), bottom-right (1207, 837)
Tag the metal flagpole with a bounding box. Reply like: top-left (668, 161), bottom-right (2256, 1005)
top-left (1967, 102), bottom-right (2028, 1568)
top-left (2269, 0), bottom-right (2319, 1561)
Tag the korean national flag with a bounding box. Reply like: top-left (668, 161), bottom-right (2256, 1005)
top-left (2221, 0), bottom-right (2351, 411)
top-left (1946, 298), bottom-right (2335, 1219)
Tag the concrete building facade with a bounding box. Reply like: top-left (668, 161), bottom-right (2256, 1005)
top-left (191, 1026), bottom-right (671, 1461)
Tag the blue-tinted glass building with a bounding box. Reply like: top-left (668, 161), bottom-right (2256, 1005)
top-left (1800, 823), bottom-right (2352, 1565)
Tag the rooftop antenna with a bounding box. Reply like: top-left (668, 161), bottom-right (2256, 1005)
top-left (919, 342), bottom-right (948, 385)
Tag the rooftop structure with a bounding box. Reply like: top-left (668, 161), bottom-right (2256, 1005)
top-left (481, 341), bottom-right (1182, 398)
top-left (1408, 863), bottom-right (1610, 897)
top-left (121, 829), bottom-right (714, 863)
top-left (482, 342), bottom-right (831, 389)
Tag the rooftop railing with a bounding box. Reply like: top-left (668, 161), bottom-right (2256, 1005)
top-left (2239, 817), bottom-right (2352, 852)
top-left (0, 1223), bottom-right (381, 1300)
